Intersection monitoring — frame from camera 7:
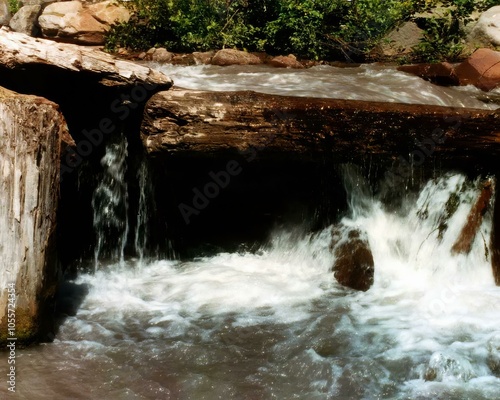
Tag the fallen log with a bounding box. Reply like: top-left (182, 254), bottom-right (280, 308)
top-left (0, 27), bottom-right (172, 89)
top-left (141, 88), bottom-right (500, 162)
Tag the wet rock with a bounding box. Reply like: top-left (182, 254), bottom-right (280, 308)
top-left (0, 0), bottom-right (11, 26)
top-left (0, 86), bottom-right (68, 345)
top-left (211, 48), bottom-right (262, 66)
top-left (451, 178), bottom-right (493, 255)
top-left (468, 6), bottom-right (500, 48)
top-left (9, 5), bottom-right (42, 36)
top-left (488, 335), bottom-right (500, 376)
top-left (38, 0), bottom-right (130, 45)
top-left (454, 48), bottom-right (500, 91)
top-left (398, 62), bottom-right (458, 86)
top-left (424, 351), bottom-right (475, 382)
top-left (151, 47), bottom-right (173, 63)
top-left (330, 225), bottom-right (374, 291)
top-left (171, 53), bottom-right (195, 65)
top-left (268, 54), bottom-right (304, 69)
top-left (193, 50), bottom-right (215, 65)
top-left (377, 21), bottom-right (424, 58)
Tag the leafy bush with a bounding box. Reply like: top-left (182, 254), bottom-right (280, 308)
top-left (106, 0), bottom-right (277, 53)
top-left (8, 0), bottom-right (20, 14)
top-left (104, 0), bottom-right (500, 62)
top-left (411, 0), bottom-right (500, 62)
top-left (263, 0), bottom-right (347, 60)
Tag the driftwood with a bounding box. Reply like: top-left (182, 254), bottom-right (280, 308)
top-left (0, 27), bottom-right (172, 89)
top-left (491, 186), bottom-right (500, 286)
top-left (451, 179), bottom-right (493, 255)
top-left (141, 88), bottom-right (500, 162)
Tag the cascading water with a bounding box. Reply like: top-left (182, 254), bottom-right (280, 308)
top-left (9, 164), bottom-right (500, 399)
top-left (134, 158), bottom-right (154, 262)
top-left (91, 132), bottom-right (129, 269)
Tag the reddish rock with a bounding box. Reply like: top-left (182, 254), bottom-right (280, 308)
top-left (211, 48), bottom-right (262, 66)
top-left (171, 53), bottom-right (195, 65)
top-left (398, 62), bottom-right (458, 86)
top-left (454, 48), bottom-right (500, 91)
top-left (330, 226), bottom-right (374, 291)
top-left (268, 54), bottom-right (304, 69)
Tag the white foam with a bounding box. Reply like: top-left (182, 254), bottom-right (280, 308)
top-left (150, 63), bottom-right (498, 109)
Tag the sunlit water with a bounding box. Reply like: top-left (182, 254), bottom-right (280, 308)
top-left (3, 170), bottom-right (500, 399)
top-left (2, 65), bottom-right (500, 399)
top-left (150, 63), bottom-right (498, 109)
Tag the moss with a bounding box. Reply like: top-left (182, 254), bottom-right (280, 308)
top-left (0, 308), bottom-right (40, 347)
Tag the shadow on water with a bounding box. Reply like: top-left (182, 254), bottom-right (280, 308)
top-left (52, 276), bottom-right (90, 339)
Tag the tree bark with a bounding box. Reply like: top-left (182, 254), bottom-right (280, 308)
top-left (141, 88), bottom-right (500, 163)
top-left (0, 27), bottom-right (172, 89)
top-left (0, 86), bottom-right (67, 344)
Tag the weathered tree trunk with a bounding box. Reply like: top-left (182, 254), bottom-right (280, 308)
top-left (0, 86), bottom-right (67, 344)
top-left (141, 89), bottom-right (500, 163)
top-left (0, 27), bottom-right (172, 89)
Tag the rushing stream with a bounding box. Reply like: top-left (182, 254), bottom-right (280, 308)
top-left (4, 168), bottom-right (500, 399)
top-left (150, 63), bottom-right (499, 109)
top-left (2, 65), bottom-right (500, 399)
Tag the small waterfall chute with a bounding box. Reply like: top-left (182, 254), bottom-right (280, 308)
top-left (91, 132), bottom-right (129, 269)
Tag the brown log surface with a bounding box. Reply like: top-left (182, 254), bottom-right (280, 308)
top-left (141, 88), bottom-right (500, 161)
top-left (451, 179), bottom-right (493, 255)
top-left (0, 27), bottom-right (172, 89)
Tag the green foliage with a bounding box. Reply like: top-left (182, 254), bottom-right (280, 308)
top-left (264, 0), bottom-right (346, 60)
top-left (106, 0), bottom-right (277, 53)
top-left (411, 0), bottom-right (500, 62)
top-left (330, 0), bottom-right (414, 60)
top-left (105, 0), bottom-right (175, 52)
top-left (104, 0), bottom-right (500, 62)
top-left (8, 0), bottom-right (20, 14)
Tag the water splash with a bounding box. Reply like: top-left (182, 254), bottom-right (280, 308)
top-left (21, 168), bottom-right (500, 399)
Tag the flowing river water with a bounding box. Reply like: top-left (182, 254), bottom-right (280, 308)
top-left (1, 64), bottom-right (500, 399)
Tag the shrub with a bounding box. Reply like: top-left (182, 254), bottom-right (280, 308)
top-left (105, 0), bottom-right (500, 62)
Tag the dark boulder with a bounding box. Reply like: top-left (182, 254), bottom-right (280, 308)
top-left (331, 225), bottom-right (374, 291)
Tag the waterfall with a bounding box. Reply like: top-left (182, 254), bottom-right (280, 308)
top-left (91, 132), bottom-right (129, 269)
top-left (134, 158), bottom-right (154, 263)
top-left (41, 166), bottom-right (500, 399)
